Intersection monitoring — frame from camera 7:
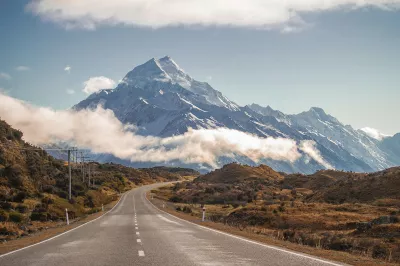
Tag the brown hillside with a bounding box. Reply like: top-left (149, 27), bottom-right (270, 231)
top-left (282, 169), bottom-right (358, 190)
top-left (307, 167), bottom-right (400, 204)
top-left (0, 119), bottom-right (195, 240)
top-left (196, 163), bottom-right (283, 184)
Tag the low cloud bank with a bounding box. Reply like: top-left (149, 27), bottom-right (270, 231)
top-left (0, 93), bottom-right (332, 168)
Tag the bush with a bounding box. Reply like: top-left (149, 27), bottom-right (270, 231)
top-left (0, 210), bottom-right (9, 222)
top-left (42, 185), bottom-right (55, 193)
top-left (170, 196), bottom-right (182, 203)
top-left (30, 212), bottom-right (49, 222)
top-left (41, 197), bottom-right (54, 205)
top-left (182, 206), bottom-right (192, 213)
top-left (0, 201), bottom-right (12, 210)
top-left (13, 191), bottom-right (27, 202)
top-left (16, 204), bottom-right (28, 213)
top-left (57, 190), bottom-right (68, 199)
top-left (372, 244), bottom-right (389, 259)
top-left (176, 207), bottom-right (182, 212)
top-left (9, 212), bottom-right (24, 223)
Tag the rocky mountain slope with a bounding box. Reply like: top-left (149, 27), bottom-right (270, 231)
top-left (74, 56), bottom-right (399, 173)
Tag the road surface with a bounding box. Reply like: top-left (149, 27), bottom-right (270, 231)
top-left (0, 183), bottom-right (345, 266)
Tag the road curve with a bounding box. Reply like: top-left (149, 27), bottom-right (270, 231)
top-left (0, 183), bottom-right (346, 266)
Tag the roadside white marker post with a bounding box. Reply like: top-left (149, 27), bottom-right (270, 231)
top-left (202, 206), bottom-right (206, 222)
top-left (102, 204), bottom-right (104, 212)
top-left (162, 202), bottom-right (165, 208)
top-left (65, 208), bottom-right (69, 225)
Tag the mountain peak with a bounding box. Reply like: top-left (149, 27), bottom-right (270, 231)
top-left (309, 107), bottom-right (326, 115)
top-left (159, 55), bottom-right (172, 61)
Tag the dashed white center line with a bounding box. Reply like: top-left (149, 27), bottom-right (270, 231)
top-left (138, 250), bottom-right (145, 257)
top-left (136, 232), bottom-right (140, 235)
top-left (135, 227), bottom-right (138, 230)
top-left (137, 239), bottom-right (141, 243)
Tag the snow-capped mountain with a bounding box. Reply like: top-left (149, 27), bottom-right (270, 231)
top-left (359, 127), bottom-right (392, 141)
top-left (74, 56), bottom-right (400, 173)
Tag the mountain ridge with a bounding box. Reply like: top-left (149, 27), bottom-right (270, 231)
top-left (73, 56), bottom-right (400, 174)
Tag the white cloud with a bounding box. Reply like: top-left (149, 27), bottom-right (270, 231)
top-left (27, 0), bottom-right (400, 31)
top-left (299, 140), bottom-right (333, 169)
top-left (66, 89), bottom-right (75, 95)
top-left (0, 72), bottom-right (11, 80)
top-left (83, 76), bottom-right (116, 94)
top-left (0, 92), bottom-right (326, 168)
top-left (15, 66), bottom-right (30, 71)
top-left (64, 65), bottom-right (71, 73)
top-left (360, 127), bottom-right (391, 141)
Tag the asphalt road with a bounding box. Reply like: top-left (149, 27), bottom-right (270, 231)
top-left (0, 183), bottom-right (345, 266)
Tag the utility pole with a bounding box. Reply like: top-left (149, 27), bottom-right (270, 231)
top-left (68, 149), bottom-right (72, 200)
top-left (80, 154), bottom-right (90, 183)
top-left (88, 162), bottom-right (91, 187)
top-left (81, 152), bottom-right (85, 182)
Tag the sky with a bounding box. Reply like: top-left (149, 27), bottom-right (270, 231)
top-left (1, 0), bottom-right (399, 135)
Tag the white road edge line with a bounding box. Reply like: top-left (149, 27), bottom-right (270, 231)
top-left (138, 250), bottom-right (145, 257)
top-left (0, 191), bottom-right (128, 259)
top-left (145, 191), bottom-right (345, 266)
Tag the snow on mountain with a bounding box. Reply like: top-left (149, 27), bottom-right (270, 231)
top-left (359, 127), bottom-right (391, 141)
top-left (73, 56), bottom-right (400, 173)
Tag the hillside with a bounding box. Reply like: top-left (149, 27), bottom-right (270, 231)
top-left (0, 119), bottom-right (196, 240)
top-left (196, 163), bottom-right (283, 184)
top-left (154, 163), bottom-right (400, 263)
top-left (307, 167), bottom-right (400, 204)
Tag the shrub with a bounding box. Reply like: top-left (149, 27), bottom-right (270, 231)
top-left (57, 190), bottom-right (68, 199)
top-left (9, 212), bottom-right (24, 223)
top-left (205, 187), bottom-right (214, 194)
top-left (0, 201), bottom-right (12, 210)
top-left (0, 209), bottom-right (9, 222)
top-left (13, 191), bottom-right (27, 202)
top-left (42, 185), bottom-right (55, 193)
top-left (176, 207), bottom-right (182, 212)
top-left (170, 196), bottom-right (182, 203)
top-left (372, 244), bottom-right (390, 259)
top-left (5, 165), bottom-right (24, 187)
top-left (16, 204), bottom-right (28, 213)
top-left (41, 197), bottom-right (54, 205)
top-left (30, 212), bottom-right (49, 222)
top-left (182, 206), bottom-right (192, 213)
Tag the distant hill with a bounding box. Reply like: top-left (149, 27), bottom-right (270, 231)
top-left (307, 167), bottom-right (400, 204)
top-left (195, 163), bottom-right (283, 184)
top-left (282, 169), bottom-right (354, 191)
top-left (190, 163), bottom-right (400, 206)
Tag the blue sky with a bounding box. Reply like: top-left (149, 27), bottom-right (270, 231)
top-left (1, 0), bottom-right (399, 134)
